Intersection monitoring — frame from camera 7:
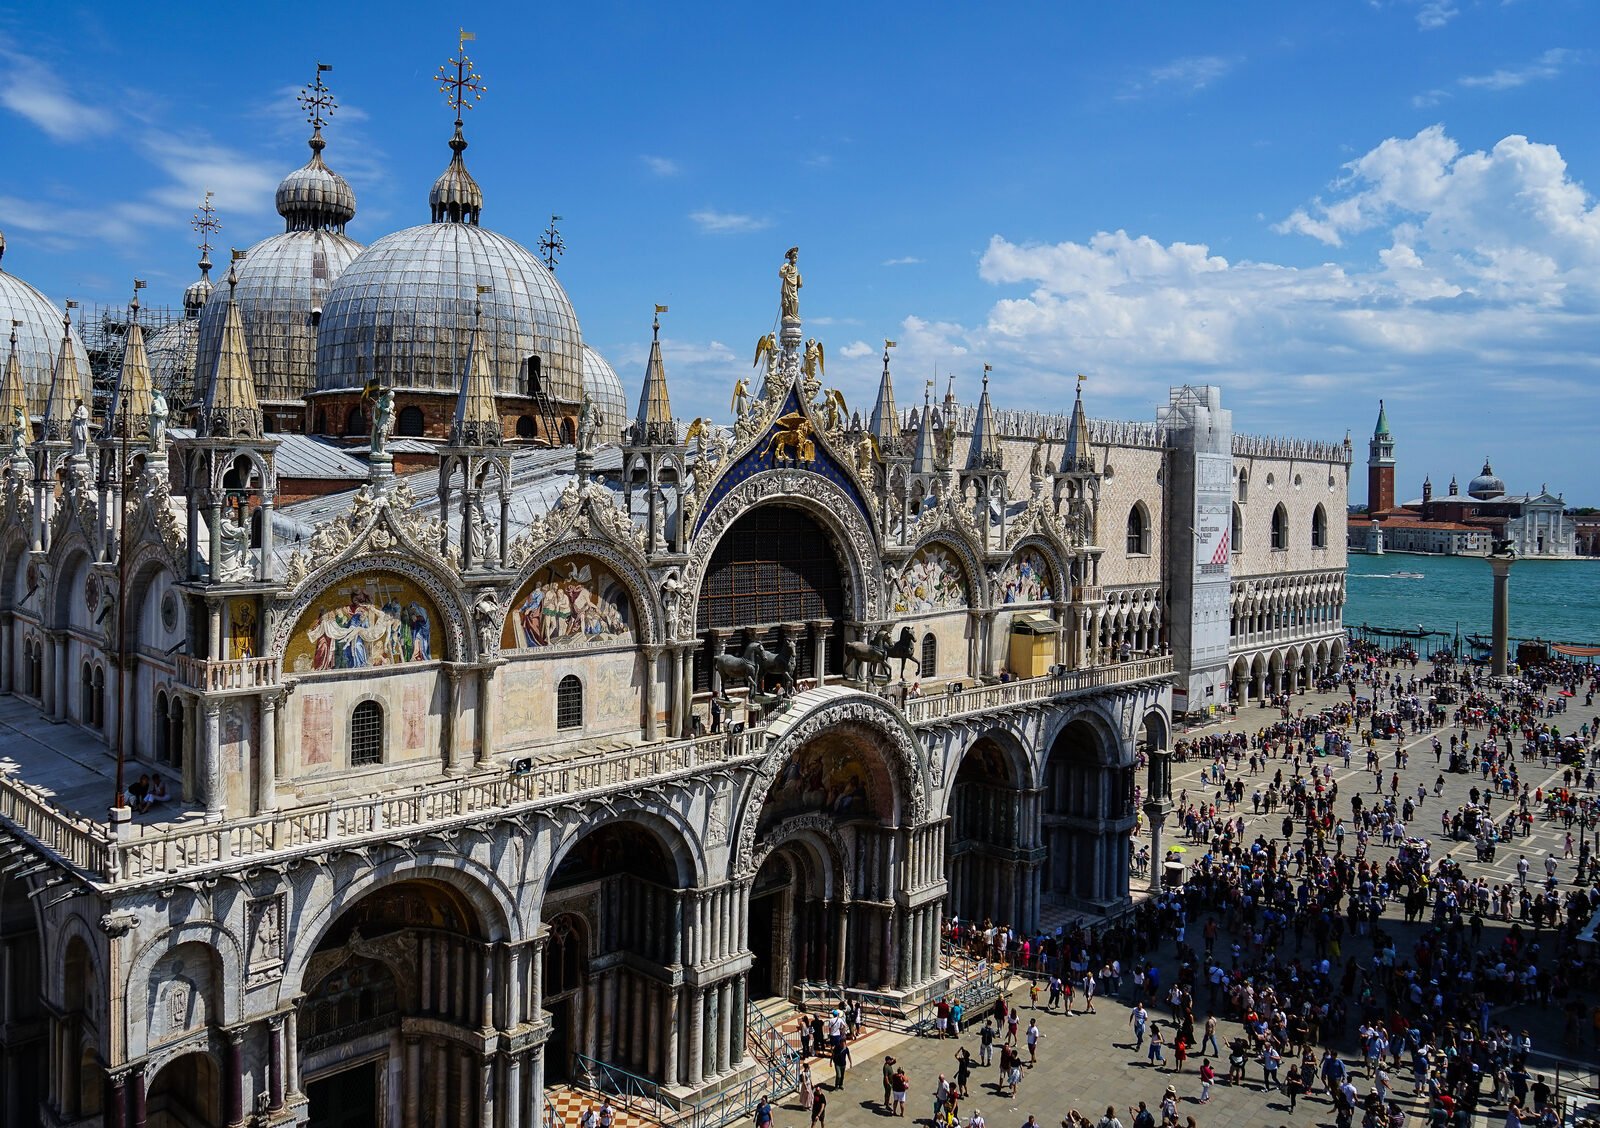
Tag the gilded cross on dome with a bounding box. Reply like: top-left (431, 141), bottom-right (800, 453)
top-left (191, 190), bottom-right (220, 260)
top-left (436, 32), bottom-right (486, 121)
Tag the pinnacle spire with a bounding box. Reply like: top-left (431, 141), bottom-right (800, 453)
top-left (450, 290), bottom-right (501, 446)
top-left (1374, 398), bottom-right (1390, 439)
top-left (911, 382), bottom-right (938, 476)
top-left (634, 307), bottom-right (675, 444)
top-left (1064, 376), bottom-right (1093, 473)
top-left (965, 364), bottom-right (1002, 471)
top-left (108, 281), bottom-right (153, 440)
top-left (40, 302), bottom-right (82, 442)
top-left (869, 340), bottom-right (899, 452)
top-left (201, 256), bottom-right (264, 439)
top-left (0, 320), bottom-right (28, 446)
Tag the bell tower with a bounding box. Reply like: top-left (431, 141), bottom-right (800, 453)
top-left (1367, 399), bottom-right (1395, 514)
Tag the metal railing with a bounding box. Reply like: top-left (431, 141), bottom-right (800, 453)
top-left (743, 1000), bottom-right (800, 1092)
top-left (903, 656), bottom-right (1172, 725)
top-left (571, 1053), bottom-right (669, 1118)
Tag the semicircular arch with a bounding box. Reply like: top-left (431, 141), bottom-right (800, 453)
top-left (272, 553), bottom-right (466, 670)
top-left (501, 540), bottom-right (658, 650)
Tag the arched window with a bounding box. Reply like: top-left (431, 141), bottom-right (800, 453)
top-left (526, 354), bottom-right (543, 397)
top-left (556, 675), bottom-right (583, 730)
top-left (1237, 468), bottom-right (1249, 502)
top-left (350, 701), bottom-right (384, 766)
top-left (155, 691), bottom-right (169, 761)
top-left (91, 666), bottom-right (105, 728)
top-left (559, 418), bottom-right (575, 447)
top-left (396, 405), bottom-right (425, 436)
top-left (168, 697), bottom-right (186, 768)
top-left (1231, 503), bottom-right (1244, 555)
top-left (515, 415), bottom-right (537, 440)
top-left (344, 406), bottom-right (366, 437)
top-left (1270, 504), bottom-right (1288, 550)
top-left (921, 632), bottom-right (937, 677)
top-left (315, 410), bottom-right (328, 435)
top-left (80, 661), bottom-right (94, 725)
top-left (1311, 504), bottom-right (1328, 549)
top-left (1125, 504), bottom-right (1149, 555)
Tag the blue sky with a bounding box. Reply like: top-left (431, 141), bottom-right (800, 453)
top-left (1, 1), bottom-right (1597, 503)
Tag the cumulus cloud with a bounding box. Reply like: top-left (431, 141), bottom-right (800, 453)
top-left (1414, 1), bottom-right (1459, 30)
top-left (838, 341), bottom-right (875, 359)
top-left (642, 155), bottom-right (681, 177)
top-left (689, 209), bottom-right (772, 235)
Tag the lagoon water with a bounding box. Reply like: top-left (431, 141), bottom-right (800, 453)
top-left (1344, 550), bottom-right (1600, 645)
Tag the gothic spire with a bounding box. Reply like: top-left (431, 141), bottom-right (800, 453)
top-left (200, 255), bottom-right (264, 439)
top-left (965, 365), bottom-right (1002, 471)
top-left (0, 320), bottom-right (28, 445)
top-left (633, 306), bottom-right (675, 444)
top-left (911, 382), bottom-right (938, 476)
top-left (450, 289), bottom-right (501, 446)
top-left (1064, 375), bottom-right (1093, 473)
top-left (40, 302), bottom-right (81, 442)
top-left (869, 339), bottom-right (899, 452)
top-left (1374, 398), bottom-right (1391, 439)
top-left (108, 281), bottom-right (153, 439)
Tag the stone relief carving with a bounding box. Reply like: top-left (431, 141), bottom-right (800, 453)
top-left (279, 479), bottom-right (447, 600)
top-left (748, 812), bottom-right (853, 899)
top-left (706, 783), bottom-right (730, 846)
top-left (246, 893), bottom-right (285, 984)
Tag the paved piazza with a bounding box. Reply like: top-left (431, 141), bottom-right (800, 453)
top-left (774, 658), bottom-right (1600, 1128)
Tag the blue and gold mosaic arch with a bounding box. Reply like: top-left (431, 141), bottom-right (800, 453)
top-left (693, 388), bottom-right (874, 537)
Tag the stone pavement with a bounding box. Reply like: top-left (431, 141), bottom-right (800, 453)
top-left (771, 659), bottom-right (1600, 1128)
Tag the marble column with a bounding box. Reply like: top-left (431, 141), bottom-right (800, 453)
top-left (729, 975), bottom-right (746, 1066)
top-left (256, 691), bottom-right (279, 814)
top-left (687, 987), bottom-right (705, 1087)
top-left (129, 1064), bottom-right (146, 1128)
top-left (642, 645), bottom-right (659, 741)
top-left (267, 1015), bottom-right (285, 1111)
top-left (444, 666), bottom-right (467, 773)
top-left (108, 1069), bottom-right (129, 1128)
top-left (404, 1038), bottom-right (421, 1128)
top-left (201, 700), bottom-right (224, 820)
top-left (716, 981), bottom-right (732, 1075)
top-left (223, 1027), bottom-right (244, 1127)
top-left (476, 665), bottom-right (497, 767)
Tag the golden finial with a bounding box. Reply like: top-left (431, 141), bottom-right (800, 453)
top-left (297, 62), bottom-right (337, 133)
top-left (436, 34), bottom-right (486, 123)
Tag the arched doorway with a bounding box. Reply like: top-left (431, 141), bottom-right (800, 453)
top-left (1041, 718), bottom-right (1133, 908)
top-left (543, 822), bottom-right (688, 1086)
top-left (747, 843), bottom-right (840, 1000)
top-left (695, 505), bottom-right (848, 691)
top-left (298, 878), bottom-right (486, 1128)
top-left (945, 736), bottom-right (1036, 928)
top-left (147, 1050), bottom-right (221, 1127)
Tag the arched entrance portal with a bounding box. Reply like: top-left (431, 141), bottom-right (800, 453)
top-left (1041, 719), bottom-right (1134, 908)
top-left (744, 715), bottom-right (921, 1001)
top-left (147, 1050), bottom-right (221, 1127)
top-left (946, 737), bottom-right (1039, 929)
top-left (543, 822), bottom-right (688, 1087)
top-left (695, 505), bottom-right (848, 691)
top-left (298, 879), bottom-right (486, 1128)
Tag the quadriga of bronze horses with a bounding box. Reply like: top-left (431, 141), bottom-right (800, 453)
top-left (843, 626), bottom-right (921, 682)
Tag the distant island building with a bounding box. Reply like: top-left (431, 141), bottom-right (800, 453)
top-left (1350, 402), bottom-right (1576, 557)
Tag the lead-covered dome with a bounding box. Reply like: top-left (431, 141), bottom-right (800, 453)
top-left (193, 124), bottom-right (363, 411)
top-left (1467, 458), bottom-right (1506, 500)
top-left (0, 233), bottom-right (91, 416)
top-left (148, 252), bottom-right (213, 404)
top-left (582, 344), bottom-right (627, 443)
top-left (314, 223), bottom-right (583, 402)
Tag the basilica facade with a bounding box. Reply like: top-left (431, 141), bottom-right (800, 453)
top-left (0, 56), bottom-right (1347, 1128)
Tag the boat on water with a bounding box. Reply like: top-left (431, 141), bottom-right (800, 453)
top-left (1392, 571), bottom-right (1425, 579)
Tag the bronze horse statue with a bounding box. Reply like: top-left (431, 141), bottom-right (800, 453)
top-left (711, 637), bottom-right (798, 699)
top-left (844, 626), bottom-right (921, 683)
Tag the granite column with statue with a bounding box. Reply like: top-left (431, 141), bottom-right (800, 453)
top-left (1489, 549), bottom-right (1514, 678)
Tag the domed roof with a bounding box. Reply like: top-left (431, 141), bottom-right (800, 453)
top-left (146, 317), bottom-right (201, 404)
top-left (430, 124), bottom-right (483, 225)
top-left (193, 229), bottom-right (363, 408)
top-left (0, 234), bottom-right (91, 417)
top-left (1467, 458), bottom-right (1506, 500)
top-left (315, 223), bottom-right (583, 402)
top-left (582, 344), bottom-right (627, 444)
top-left (276, 145), bottom-right (356, 232)
top-left (182, 274), bottom-right (214, 313)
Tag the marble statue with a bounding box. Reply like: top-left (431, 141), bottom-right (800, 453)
top-left (69, 399), bottom-right (89, 458)
top-left (779, 246), bottom-right (802, 321)
top-left (730, 378), bottom-right (751, 419)
top-left (149, 390), bottom-right (169, 454)
top-left (217, 507), bottom-right (254, 582)
top-left (577, 394), bottom-right (599, 453)
top-left (9, 408), bottom-right (25, 459)
top-left (467, 498), bottom-right (496, 567)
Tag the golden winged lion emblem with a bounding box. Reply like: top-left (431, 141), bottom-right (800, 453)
top-left (761, 411), bottom-right (816, 464)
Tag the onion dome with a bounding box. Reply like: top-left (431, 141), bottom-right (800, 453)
top-left (192, 71), bottom-right (363, 412)
top-left (582, 344), bottom-right (626, 444)
top-left (1467, 458), bottom-right (1506, 500)
top-left (430, 122), bottom-right (483, 225)
top-left (0, 231), bottom-right (91, 418)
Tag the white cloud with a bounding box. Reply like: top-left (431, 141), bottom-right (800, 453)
top-left (141, 131), bottom-right (282, 218)
top-left (689, 209), bottom-right (772, 235)
top-left (0, 48), bottom-right (113, 141)
top-left (1458, 48), bottom-right (1577, 91)
top-left (1121, 55), bottom-right (1234, 99)
top-left (642, 155), bottom-right (681, 177)
top-left (818, 126), bottom-right (1600, 452)
top-left (1414, 1), bottom-right (1459, 30)
top-left (882, 256), bottom-right (923, 266)
top-left (838, 341), bottom-right (874, 359)
top-left (1411, 88), bottom-right (1451, 108)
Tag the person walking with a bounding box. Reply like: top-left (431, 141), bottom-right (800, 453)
top-left (1082, 970), bottom-right (1098, 1014)
top-left (1026, 1019), bottom-right (1042, 1066)
top-left (1131, 1003), bottom-right (1148, 1051)
top-left (890, 1066), bottom-right (909, 1116)
top-left (1147, 1022), bottom-right (1166, 1069)
top-left (882, 1055), bottom-right (897, 1111)
top-left (831, 1040), bottom-right (851, 1090)
top-left (1200, 1014), bottom-right (1219, 1057)
top-left (756, 1095), bottom-right (774, 1128)
top-left (1198, 1059), bottom-right (1214, 1103)
top-left (979, 1020), bottom-right (997, 1067)
top-left (810, 1087), bottom-right (827, 1128)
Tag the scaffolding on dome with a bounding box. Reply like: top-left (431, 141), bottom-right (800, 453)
top-left (82, 302), bottom-right (186, 415)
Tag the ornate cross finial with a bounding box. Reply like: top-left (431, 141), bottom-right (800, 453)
top-left (130, 278), bottom-right (146, 321)
top-left (297, 62), bottom-right (337, 131)
top-left (192, 190), bottom-right (220, 262)
top-left (436, 33), bottom-right (486, 123)
top-left (540, 214), bottom-right (565, 271)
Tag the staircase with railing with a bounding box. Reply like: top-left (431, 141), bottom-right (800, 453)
top-left (743, 1000), bottom-right (801, 1094)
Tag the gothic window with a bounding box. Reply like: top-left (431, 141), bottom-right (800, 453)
top-left (543, 914), bottom-right (587, 999)
top-left (350, 701), bottom-right (384, 766)
top-left (556, 675), bottom-right (583, 730)
top-left (397, 406), bottom-right (426, 436)
top-left (1232, 503), bottom-right (1244, 555)
top-left (1311, 504), bottom-right (1328, 549)
top-left (1125, 504), bottom-right (1149, 556)
top-left (1237, 468), bottom-right (1249, 502)
top-left (921, 632), bottom-right (937, 677)
top-left (1271, 504), bottom-right (1288, 551)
